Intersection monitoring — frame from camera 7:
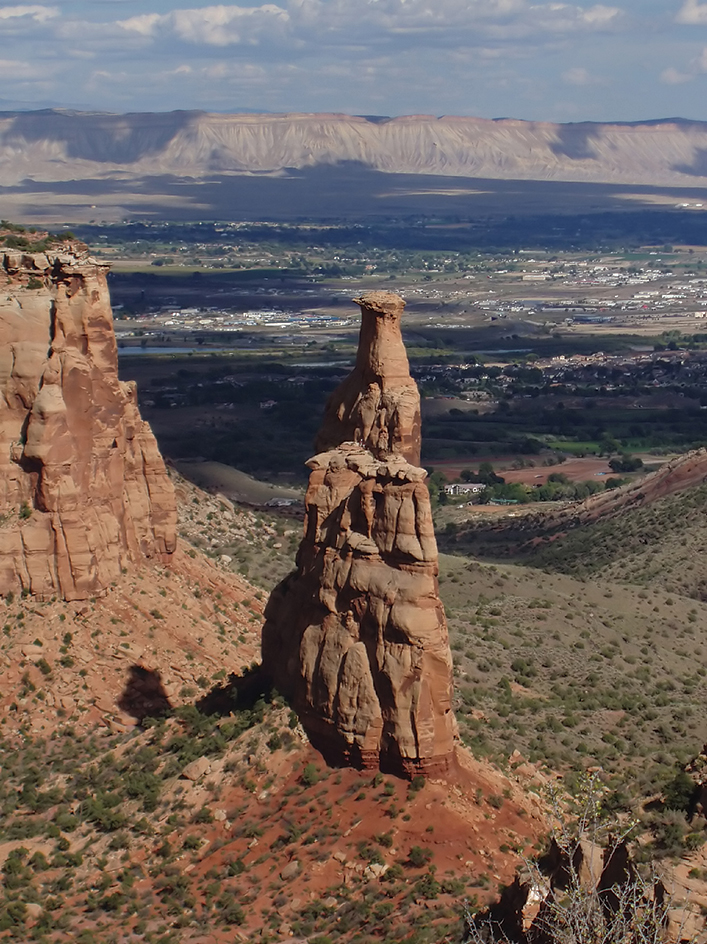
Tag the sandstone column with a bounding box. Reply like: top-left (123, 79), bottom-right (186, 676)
top-left (262, 292), bottom-right (458, 778)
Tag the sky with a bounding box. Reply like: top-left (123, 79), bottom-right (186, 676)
top-left (1, 0), bottom-right (707, 121)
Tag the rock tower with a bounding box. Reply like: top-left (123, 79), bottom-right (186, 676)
top-left (262, 291), bottom-right (458, 777)
top-left (0, 243), bottom-right (176, 601)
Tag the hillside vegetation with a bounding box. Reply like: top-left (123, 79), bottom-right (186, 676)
top-left (0, 475), bottom-right (547, 944)
top-left (530, 482), bottom-right (707, 598)
top-left (172, 468), bottom-right (707, 832)
top-left (5, 465), bottom-right (707, 939)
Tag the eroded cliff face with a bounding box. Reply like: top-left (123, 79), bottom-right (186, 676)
top-left (262, 292), bottom-right (458, 778)
top-left (4, 111), bottom-right (707, 191)
top-left (0, 245), bottom-right (176, 601)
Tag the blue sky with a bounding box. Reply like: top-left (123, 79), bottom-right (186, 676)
top-left (1, 0), bottom-right (706, 120)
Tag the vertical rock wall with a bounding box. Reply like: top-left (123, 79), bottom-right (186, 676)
top-left (0, 246), bottom-right (176, 601)
top-left (263, 292), bottom-right (458, 777)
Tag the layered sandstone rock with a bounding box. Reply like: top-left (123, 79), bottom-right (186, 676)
top-left (316, 292), bottom-right (421, 465)
top-left (0, 244), bottom-right (176, 601)
top-left (263, 292), bottom-right (457, 777)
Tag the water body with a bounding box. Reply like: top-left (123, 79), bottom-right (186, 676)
top-left (290, 360), bottom-right (354, 368)
top-left (117, 346), bottom-right (229, 356)
top-left (469, 348), bottom-right (532, 355)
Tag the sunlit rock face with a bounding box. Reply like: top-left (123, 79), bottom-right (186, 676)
top-left (0, 246), bottom-right (176, 601)
top-left (263, 292), bottom-right (458, 778)
top-left (316, 291), bottom-right (422, 466)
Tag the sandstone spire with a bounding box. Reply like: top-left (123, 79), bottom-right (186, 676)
top-left (316, 291), bottom-right (421, 465)
top-left (0, 244), bottom-right (177, 601)
top-left (262, 291), bottom-right (458, 778)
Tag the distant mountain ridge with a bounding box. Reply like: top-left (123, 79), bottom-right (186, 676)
top-left (3, 109), bottom-right (707, 188)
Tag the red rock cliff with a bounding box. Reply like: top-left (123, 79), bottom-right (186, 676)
top-left (0, 245), bottom-right (176, 601)
top-left (262, 292), bottom-right (458, 777)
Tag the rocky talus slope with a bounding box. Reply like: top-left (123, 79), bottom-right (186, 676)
top-left (4, 110), bottom-right (707, 187)
top-left (263, 292), bottom-right (458, 777)
top-left (0, 244), bottom-right (176, 601)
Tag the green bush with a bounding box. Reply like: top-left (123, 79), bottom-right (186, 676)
top-left (407, 845), bottom-right (433, 868)
top-left (301, 763), bottom-right (319, 786)
top-left (662, 769), bottom-right (695, 812)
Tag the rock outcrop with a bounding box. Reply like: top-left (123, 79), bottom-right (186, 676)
top-left (0, 243), bottom-right (176, 601)
top-left (262, 291), bottom-right (457, 777)
top-left (316, 292), bottom-right (421, 466)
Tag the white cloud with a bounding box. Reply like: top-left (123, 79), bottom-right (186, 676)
top-left (660, 66), bottom-right (692, 84)
top-left (118, 3), bottom-right (290, 46)
top-left (0, 4), bottom-right (57, 22)
top-left (676, 0), bottom-right (707, 24)
top-left (660, 45), bottom-right (707, 84)
top-left (0, 0), bottom-right (677, 118)
top-left (562, 66), bottom-right (599, 84)
top-left (0, 56), bottom-right (41, 76)
top-left (579, 4), bottom-right (620, 26)
top-left (110, 0), bottom-right (625, 50)
top-left (118, 12), bottom-right (161, 36)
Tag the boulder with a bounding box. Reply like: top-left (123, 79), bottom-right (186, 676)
top-left (181, 757), bottom-right (211, 781)
top-left (280, 860), bottom-right (300, 880)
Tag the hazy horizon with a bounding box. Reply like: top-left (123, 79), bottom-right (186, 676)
top-left (1, 105), bottom-right (707, 126)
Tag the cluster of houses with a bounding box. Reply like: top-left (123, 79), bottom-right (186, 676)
top-left (443, 483), bottom-right (486, 497)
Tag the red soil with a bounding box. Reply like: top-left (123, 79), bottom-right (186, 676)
top-left (500, 458), bottom-right (614, 485)
top-left (431, 457), bottom-right (613, 485)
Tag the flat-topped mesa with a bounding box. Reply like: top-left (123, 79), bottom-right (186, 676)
top-left (263, 292), bottom-right (458, 779)
top-left (0, 245), bottom-right (177, 601)
top-left (316, 291), bottom-right (421, 465)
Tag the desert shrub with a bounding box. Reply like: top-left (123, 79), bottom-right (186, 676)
top-left (661, 769), bottom-right (695, 812)
top-left (301, 763), bottom-right (319, 786)
top-left (414, 871), bottom-right (441, 899)
top-left (407, 846), bottom-right (433, 868)
top-left (193, 806), bottom-right (213, 824)
top-left (215, 893), bottom-right (244, 925)
top-left (124, 770), bottom-right (161, 811)
top-left (81, 794), bottom-right (126, 832)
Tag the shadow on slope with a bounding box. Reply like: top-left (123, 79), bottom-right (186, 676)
top-left (117, 665), bottom-right (172, 723)
top-left (2, 109), bottom-right (199, 163)
top-left (7, 165), bottom-right (707, 232)
top-left (549, 122), bottom-right (601, 160)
